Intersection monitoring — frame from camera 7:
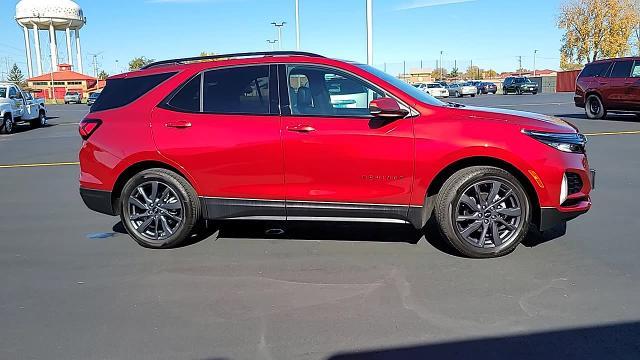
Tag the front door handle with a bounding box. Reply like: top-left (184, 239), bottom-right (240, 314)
top-left (165, 121), bottom-right (192, 129)
top-left (287, 124), bottom-right (316, 133)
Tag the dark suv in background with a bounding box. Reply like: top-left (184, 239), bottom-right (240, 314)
top-left (575, 57), bottom-right (640, 119)
top-left (503, 77), bottom-right (538, 95)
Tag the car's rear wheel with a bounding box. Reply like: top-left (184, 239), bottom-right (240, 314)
top-left (1, 115), bottom-right (14, 134)
top-left (502, 89), bottom-right (507, 95)
top-left (585, 94), bottom-right (606, 119)
top-left (434, 166), bottom-right (531, 258)
top-left (120, 168), bottom-right (201, 249)
top-left (30, 111), bottom-right (47, 129)
top-left (516, 88), bottom-right (522, 95)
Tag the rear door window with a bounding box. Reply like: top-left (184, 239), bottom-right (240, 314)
top-left (202, 65), bottom-right (274, 115)
top-left (610, 61), bottom-right (633, 78)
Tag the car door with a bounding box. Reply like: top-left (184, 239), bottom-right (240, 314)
top-left (8, 86), bottom-right (24, 117)
top-left (280, 64), bottom-right (414, 222)
top-left (623, 60), bottom-right (640, 110)
top-left (151, 64), bottom-right (286, 220)
top-left (607, 60), bottom-right (633, 109)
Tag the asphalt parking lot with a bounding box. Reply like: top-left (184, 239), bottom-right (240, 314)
top-left (1, 93), bottom-right (639, 360)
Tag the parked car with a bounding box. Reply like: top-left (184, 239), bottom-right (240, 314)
top-left (503, 77), bottom-right (538, 95)
top-left (575, 57), bottom-right (640, 119)
top-left (79, 51), bottom-right (594, 258)
top-left (423, 83), bottom-right (449, 98)
top-left (478, 82), bottom-right (498, 94)
top-left (64, 91), bottom-right (82, 104)
top-left (468, 80), bottom-right (483, 94)
top-left (0, 82), bottom-right (47, 133)
top-left (447, 82), bottom-right (477, 97)
top-left (87, 91), bottom-right (101, 106)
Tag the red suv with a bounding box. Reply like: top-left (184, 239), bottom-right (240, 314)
top-left (79, 51), bottom-right (594, 258)
top-left (575, 57), bottom-right (640, 119)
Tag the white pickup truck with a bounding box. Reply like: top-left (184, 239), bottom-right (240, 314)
top-left (0, 82), bottom-right (47, 134)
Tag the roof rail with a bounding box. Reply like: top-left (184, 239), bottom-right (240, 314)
top-left (140, 51), bottom-right (325, 70)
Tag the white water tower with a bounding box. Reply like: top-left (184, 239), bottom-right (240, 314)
top-left (15, 0), bottom-right (86, 77)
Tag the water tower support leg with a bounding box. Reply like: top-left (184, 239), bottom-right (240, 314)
top-left (21, 25), bottom-right (33, 78)
top-left (32, 24), bottom-right (43, 76)
top-left (66, 27), bottom-right (73, 67)
top-left (75, 30), bottom-right (83, 74)
top-left (49, 23), bottom-right (58, 69)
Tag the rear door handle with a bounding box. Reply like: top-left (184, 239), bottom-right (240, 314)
top-left (287, 125), bottom-right (316, 133)
top-left (165, 121), bottom-right (192, 129)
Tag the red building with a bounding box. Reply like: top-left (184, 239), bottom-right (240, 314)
top-left (26, 64), bottom-right (98, 100)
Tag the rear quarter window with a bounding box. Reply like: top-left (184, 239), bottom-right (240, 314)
top-left (579, 62), bottom-right (611, 78)
top-left (90, 72), bottom-right (177, 112)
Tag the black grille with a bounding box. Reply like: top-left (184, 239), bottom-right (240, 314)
top-left (566, 173), bottom-right (583, 195)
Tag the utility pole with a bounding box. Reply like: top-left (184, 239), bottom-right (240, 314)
top-left (440, 51), bottom-right (443, 80)
top-left (518, 56), bottom-right (523, 75)
top-left (533, 50), bottom-right (538, 77)
top-left (470, 59), bottom-right (473, 79)
top-left (271, 22), bottom-right (286, 50)
top-left (267, 40), bottom-right (278, 51)
top-left (366, 0), bottom-right (373, 65)
top-left (295, 0), bottom-right (300, 50)
top-left (88, 52), bottom-right (103, 79)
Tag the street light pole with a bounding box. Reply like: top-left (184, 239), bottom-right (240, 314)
top-left (366, 0), bottom-right (373, 65)
top-left (271, 22), bottom-right (286, 50)
top-left (533, 50), bottom-right (538, 77)
top-left (440, 51), bottom-right (443, 80)
top-left (295, 0), bottom-right (300, 50)
top-left (267, 40), bottom-right (278, 51)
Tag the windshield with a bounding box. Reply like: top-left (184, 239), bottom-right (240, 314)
top-left (67, 92), bottom-right (78, 96)
top-left (427, 84), bottom-right (442, 88)
top-left (356, 64), bottom-right (445, 106)
top-left (462, 82), bottom-right (472, 86)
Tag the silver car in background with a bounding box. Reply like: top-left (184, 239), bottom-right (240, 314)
top-left (447, 82), bottom-right (477, 98)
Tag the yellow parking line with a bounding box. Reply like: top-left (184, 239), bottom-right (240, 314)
top-left (584, 130), bottom-right (640, 137)
top-left (0, 161), bottom-right (79, 169)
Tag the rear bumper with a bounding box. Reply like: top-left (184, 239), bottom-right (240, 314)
top-left (80, 188), bottom-right (116, 216)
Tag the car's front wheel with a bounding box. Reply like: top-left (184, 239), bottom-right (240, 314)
top-left (30, 111), bottom-right (47, 129)
top-left (1, 115), bottom-right (14, 134)
top-left (585, 94), bottom-right (606, 119)
top-left (120, 168), bottom-right (201, 249)
top-left (434, 166), bottom-right (531, 258)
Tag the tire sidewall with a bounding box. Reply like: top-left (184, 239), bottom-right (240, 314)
top-left (438, 168), bottom-right (531, 258)
top-left (585, 95), bottom-right (605, 119)
top-left (120, 169), bottom-right (198, 249)
top-left (2, 116), bottom-right (14, 134)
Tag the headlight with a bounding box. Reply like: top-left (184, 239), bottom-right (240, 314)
top-left (522, 130), bottom-right (587, 154)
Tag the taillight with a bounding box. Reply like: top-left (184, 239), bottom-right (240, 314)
top-left (79, 118), bottom-right (102, 140)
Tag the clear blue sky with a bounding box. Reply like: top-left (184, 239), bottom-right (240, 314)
top-left (1, 0), bottom-right (564, 78)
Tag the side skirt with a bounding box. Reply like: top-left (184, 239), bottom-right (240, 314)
top-left (201, 197), bottom-right (423, 227)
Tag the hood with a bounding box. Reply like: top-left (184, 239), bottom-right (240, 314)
top-left (456, 106), bottom-right (577, 133)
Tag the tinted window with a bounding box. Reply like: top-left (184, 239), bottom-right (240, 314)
top-left (8, 87), bottom-right (17, 98)
top-left (166, 74), bottom-right (201, 112)
top-left (203, 66), bottom-right (271, 115)
top-left (610, 61), bottom-right (633, 78)
top-left (288, 65), bottom-right (385, 117)
top-left (580, 62), bottom-right (611, 78)
top-left (514, 78), bottom-right (525, 83)
top-left (90, 72), bottom-right (176, 112)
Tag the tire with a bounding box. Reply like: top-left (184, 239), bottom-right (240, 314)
top-left (532, 91), bottom-right (538, 95)
top-left (471, 94), bottom-right (476, 97)
top-left (120, 168), bottom-right (201, 249)
top-left (30, 111), bottom-right (47, 129)
top-left (1, 115), bottom-right (14, 134)
top-left (585, 94), bottom-right (606, 119)
top-left (455, 91), bottom-right (460, 98)
top-left (516, 88), bottom-right (522, 95)
top-left (434, 166), bottom-right (531, 258)
top-left (502, 89), bottom-right (507, 95)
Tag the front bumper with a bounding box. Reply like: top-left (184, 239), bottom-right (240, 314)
top-left (574, 94), bottom-right (585, 108)
top-left (80, 188), bottom-right (117, 216)
top-left (540, 206), bottom-right (589, 231)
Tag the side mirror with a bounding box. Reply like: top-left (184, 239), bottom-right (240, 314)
top-left (369, 98), bottom-right (409, 119)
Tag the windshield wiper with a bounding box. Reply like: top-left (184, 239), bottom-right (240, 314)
top-left (446, 102), bottom-right (465, 108)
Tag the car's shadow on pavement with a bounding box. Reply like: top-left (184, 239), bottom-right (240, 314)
top-left (325, 321), bottom-right (640, 360)
top-left (113, 218), bottom-right (566, 255)
top-left (556, 113), bottom-right (640, 122)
